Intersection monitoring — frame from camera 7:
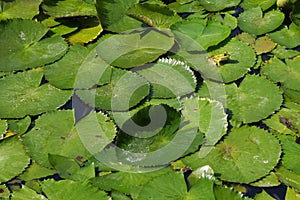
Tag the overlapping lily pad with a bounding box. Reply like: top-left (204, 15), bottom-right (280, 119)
top-left (0, 19), bottom-right (68, 72)
top-left (238, 7), bottom-right (284, 35)
top-left (226, 75), bottom-right (283, 123)
top-left (0, 69), bottom-right (72, 118)
top-left (183, 126), bottom-right (281, 183)
top-left (0, 137), bottom-right (30, 183)
top-left (269, 23), bottom-right (300, 48)
top-left (198, 0), bottom-right (241, 11)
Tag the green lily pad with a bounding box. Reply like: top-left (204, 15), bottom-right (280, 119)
top-left (11, 185), bottom-right (46, 200)
top-left (171, 18), bottom-right (231, 50)
top-left (76, 67), bottom-right (149, 111)
top-left (252, 36), bottom-right (277, 55)
top-left (275, 166), bottom-right (300, 192)
top-left (238, 7), bottom-right (284, 35)
top-left (18, 162), bottom-right (56, 181)
top-left (183, 126), bottom-right (281, 183)
top-left (95, 0), bottom-right (142, 33)
top-left (7, 116), bottom-right (31, 135)
top-left (285, 187), bottom-right (300, 200)
top-left (198, 0), bottom-right (241, 11)
top-left (0, 120), bottom-right (7, 139)
top-left (168, 1), bottom-right (205, 13)
top-left (0, 19), bottom-right (68, 72)
top-left (67, 23), bottom-right (103, 45)
top-left (240, 0), bottom-right (276, 10)
top-left (250, 172), bottom-right (281, 187)
top-left (22, 110), bottom-right (93, 167)
top-left (208, 38), bottom-right (256, 83)
top-left (264, 107), bottom-right (300, 135)
top-left (254, 190), bottom-right (277, 200)
top-left (0, 0), bottom-right (42, 20)
top-left (226, 75), bottom-right (283, 123)
top-left (42, 0), bottom-right (97, 17)
top-left (127, 3), bottom-right (182, 28)
top-left (214, 185), bottom-right (247, 200)
top-left (269, 23), bottom-right (300, 48)
top-left (49, 24), bottom-right (78, 36)
top-left (0, 184), bottom-right (10, 199)
top-left (181, 97), bottom-right (227, 157)
top-left (271, 45), bottom-right (300, 59)
top-left (279, 135), bottom-right (300, 174)
top-left (262, 57), bottom-right (300, 91)
top-left (0, 69), bottom-right (72, 118)
top-left (0, 137), bottom-right (30, 183)
top-left (97, 28), bottom-right (174, 68)
top-left (137, 58), bottom-right (196, 98)
top-left (40, 179), bottom-right (108, 200)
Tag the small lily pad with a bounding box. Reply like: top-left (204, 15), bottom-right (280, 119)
top-left (18, 162), bottom-right (56, 181)
top-left (198, 0), bottom-right (241, 11)
top-left (7, 116), bottom-right (31, 135)
top-left (183, 126), bottom-right (281, 183)
top-left (0, 69), bottom-right (72, 118)
top-left (40, 179), bottom-right (108, 200)
top-left (226, 75), bottom-right (283, 123)
top-left (269, 23), bottom-right (300, 48)
top-left (67, 22), bottom-right (103, 45)
top-left (42, 0), bottom-right (97, 18)
top-left (127, 2), bottom-right (182, 28)
top-left (171, 18), bottom-right (231, 50)
top-left (240, 0), bottom-right (276, 11)
top-left (11, 185), bottom-right (46, 200)
top-left (238, 7), bottom-right (284, 35)
top-left (250, 172), bottom-right (281, 187)
top-left (0, 0), bottom-right (42, 20)
top-left (0, 19), bottom-right (68, 72)
top-left (252, 36), bottom-right (277, 55)
top-left (275, 166), bottom-right (300, 192)
top-left (95, 0), bottom-right (142, 32)
top-left (0, 137), bottom-right (30, 183)
top-left (262, 56), bottom-right (300, 91)
top-left (279, 135), bottom-right (300, 174)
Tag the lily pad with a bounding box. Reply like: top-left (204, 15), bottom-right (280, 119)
top-left (0, 69), bottom-right (72, 118)
top-left (271, 45), bottom-right (300, 59)
top-left (183, 126), bottom-right (281, 183)
top-left (171, 18), bottom-right (231, 50)
top-left (0, 0), bottom-right (42, 20)
top-left (181, 97), bottom-right (227, 157)
top-left (127, 3), bottom-right (182, 28)
top-left (22, 110), bottom-right (93, 167)
top-left (0, 19), bottom-right (68, 72)
top-left (252, 36), bottom-right (277, 55)
top-left (226, 75), bottom-right (283, 123)
top-left (67, 23), bottom-right (103, 45)
top-left (0, 137), bottom-right (30, 183)
top-left (42, 0), bottom-right (97, 18)
top-left (269, 23), bottom-right (300, 48)
top-left (97, 28), bottom-right (174, 68)
top-left (285, 187), bottom-right (300, 200)
top-left (76, 68), bottom-right (149, 111)
top-left (208, 38), bottom-right (256, 83)
top-left (40, 179), bottom-right (108, 200)
top-left (238, 7), bottom-right (284, 35)
top-left (250, 172), bottom-right (281, 187)
top-left (7, 116), bottom-right (31, 135)
top-left (214, 185), bottom-right (247, 200)
top-left (18, 162), bottom-right (55, 181)
top-left (275, 166), bottom-right (300, 192)
top-left (0, 120), bottom-right (7, 139)
top-left (137, 58), bottom-right (196, 98)
top-left (95, 0), bottom-right (142, 33)
top-left (262, 56), bottom-right (300, 91)
top-left (198, 0), bottom-right (241, 11)
top-left (279, 135), bottom-right (300, 174)
top-left (11, 185), bottom-right (46, 200)
top-left (240, 0), bottom-right (276, 10)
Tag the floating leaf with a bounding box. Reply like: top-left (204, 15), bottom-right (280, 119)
top-left (11, 185), bottom-right (46, 200)
top-left (250, 172), bottom-right (281, 187)
top-left (183, 126), bottom-right (281, 183)
top-left (0, 120), bottom-right (7, 139)
top-left (208, 38), bottom-right (256, 83)
top-left (137, 58), bottom-right (196, 98)
top-left (171, 18), bottom-right (231, 50)
top-left (97, 28), bottom-right (174, 68)
top-left (226, 75), bottom-right (283, 123)
top-left (279, 135), bottom-right (300, 174)
top-left (262, 57), bottom-right (300, 90)
top-left (198, 0), bottom-right (241, 11)
top-left (252, 36), bottom-right (277, 55)
top-left (0, 0), bottom-right (42, 20)
top-left (238, 7), bottom-right (284, 35)
top-left (0, 70), bottom-right (72, 118)
top-left (22, 110), bottom-right (92, 167)
top-left (168, 1), bottom-right (205, 13)
top-left (240, 0), bottom-right (276, 10)
top-left (76, 68), bottom-right (149, 111)
top-left (269, 23), bottom-right (300, 48)
top-left (254, 190), bottom-right (277, 200)
top-left (271, 45), bottom-right (300, 59)
top-left (7, 116), bottom-right (31, 135)
top-left (0, 184), bottom-right (10, 199)
top-left (40, 179), bottom-right (108, 200)
top-left (0, 19), bottom-right (68, 72)
top-left (42, 0), bottom-right (97, 17)
top-left (181, 97), bottom-right (227, 157)
top-left (95, 0), bottom-right (142, 32)
top-left (285, 187), bottom-right (300, 200)
top-left (127, 3), bottom-right (182, 28)
top-left (0, 137), bottom-right (30, 183)
top-left (275, 166), bottom-right (300, 192)
top-left (214, 185), bottom-right (247, 200)
top-left (18, 162), bottom-right (55, 181)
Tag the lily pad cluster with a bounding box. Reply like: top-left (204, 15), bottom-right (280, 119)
top-left (0, 0), bottom-right (300, 199)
